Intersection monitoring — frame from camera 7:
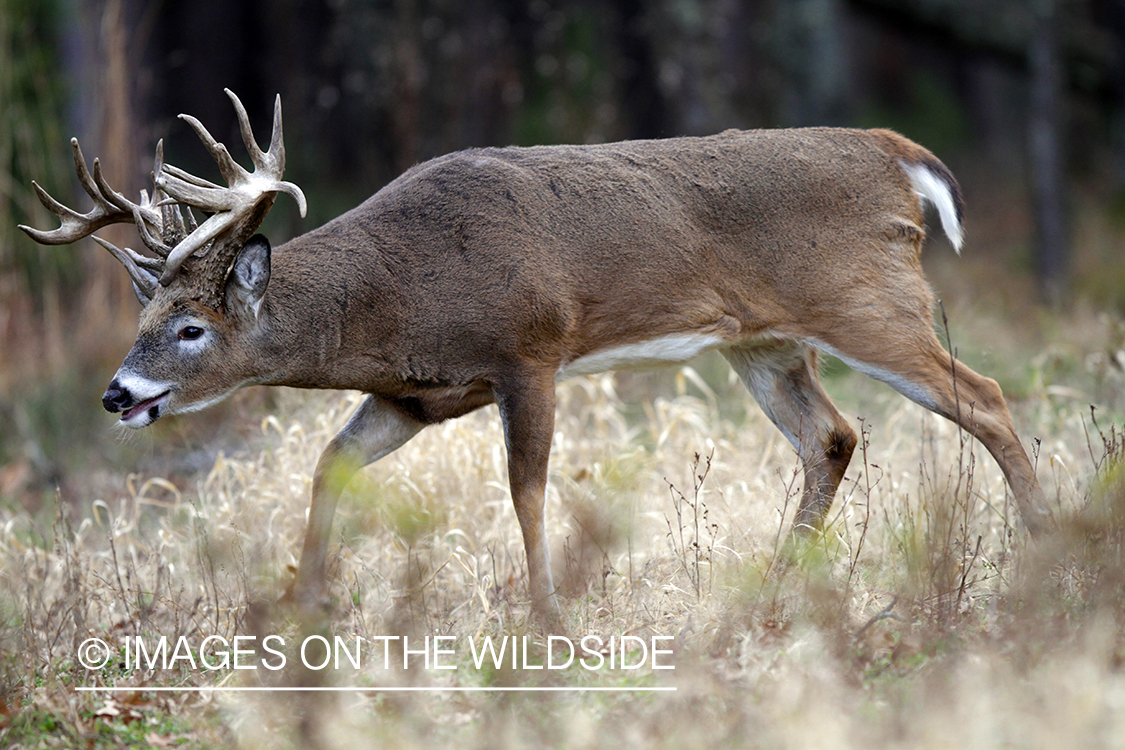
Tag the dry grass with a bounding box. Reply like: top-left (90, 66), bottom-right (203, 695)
top-left (2, 326), bottom-right (1125, 748)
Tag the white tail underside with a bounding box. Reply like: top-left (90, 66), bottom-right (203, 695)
top-left (901, 162), bottom-right (964, 253)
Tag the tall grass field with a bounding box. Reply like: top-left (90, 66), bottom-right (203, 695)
top-left (2, 293), bottom-right (1125, 749)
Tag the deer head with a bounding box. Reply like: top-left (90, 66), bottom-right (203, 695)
top-left (19, 89), bottom-right (306, 427)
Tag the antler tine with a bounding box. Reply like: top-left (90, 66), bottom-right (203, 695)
top-left (225, 88), bottom-right (271, 172)
top-left (92, 236), bottom-right (159, 303)
top-left (91, 235), bottom-right (162, 273)
top-left (91, 159), bottom-right (131, 213)
top-left (72, 139), bottom-right (107, 205)
top-left (160, 162), bottom-right (224, 190)
top-left (263, 94), bottom-right (307, 217)
top-left (270, 94), bottom-right (285, 170)
top-left (150, 139), bottom-right (171, 204)
top-left (177, 111), bottom-right (245, 188)
top-left (19, 181), bottom-right (87, 244)
top-left (133, 204), bottom-right (174, 258)
top-left (269, 94), bottom-right (306, 216)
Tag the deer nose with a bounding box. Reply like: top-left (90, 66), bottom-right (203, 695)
top-left (102, 380), bottom-right (133, 413)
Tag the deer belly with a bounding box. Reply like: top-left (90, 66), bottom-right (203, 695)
top-left (556, 332), bottom-right (728, 380)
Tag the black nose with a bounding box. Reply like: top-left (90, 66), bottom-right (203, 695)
top-left (102, 380), bottom-right (133, 413)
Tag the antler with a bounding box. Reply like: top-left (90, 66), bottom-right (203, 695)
top-left (155, 89), bottom-right (307, 284)
top-left (18, 138), bottom-right (172, 300)
top-left (19, 89), bottom-right (307, 303)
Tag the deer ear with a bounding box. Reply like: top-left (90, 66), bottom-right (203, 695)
top-left (228, 234), bottom-right (271, 318)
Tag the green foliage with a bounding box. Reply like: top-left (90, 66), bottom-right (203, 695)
top-left (1, 0), bottom-right (79, 307)
top-left (2, 704), bottom-right (217, 749)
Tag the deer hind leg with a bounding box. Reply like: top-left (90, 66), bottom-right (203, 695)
top-left (292, 395), bottom-right (425, 615)
top-left (724, 342), bottom-right (858, 533)
top-left (493, 370), bottom-right (561, 622)
top-left (814, 325), bottom-right (1048, 534)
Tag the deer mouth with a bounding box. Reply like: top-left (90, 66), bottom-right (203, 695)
top-left (121, 391), bottom-right (171, 427)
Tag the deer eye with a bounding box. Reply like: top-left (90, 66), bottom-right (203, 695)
top-left (179, 325), bottom-right (205, 341)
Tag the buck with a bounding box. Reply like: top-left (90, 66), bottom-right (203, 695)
top-left (22, 90), bottom-right (1047, 620)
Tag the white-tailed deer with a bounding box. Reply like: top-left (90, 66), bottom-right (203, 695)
top-left (22, 90), bottom-right (1046, 620)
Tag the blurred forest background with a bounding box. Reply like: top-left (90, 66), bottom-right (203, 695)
top-left (1, 0), bottom-right (1124, 510)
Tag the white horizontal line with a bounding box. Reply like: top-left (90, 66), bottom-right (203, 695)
top-left (77, 685), bottom-right (677, 693)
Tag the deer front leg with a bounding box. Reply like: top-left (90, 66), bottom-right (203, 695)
top-left (291, 395), bottom-right (424, 616)
top-left (494, 372), bottom-right (561, 622)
